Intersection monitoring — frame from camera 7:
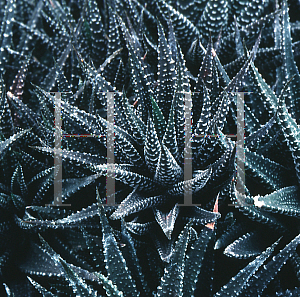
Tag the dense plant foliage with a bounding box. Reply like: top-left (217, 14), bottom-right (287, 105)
top-left (1, 0), bottom-right (300, 296)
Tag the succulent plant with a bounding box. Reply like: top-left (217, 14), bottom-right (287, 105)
top-left (1, 0), bottom-right (300, 296)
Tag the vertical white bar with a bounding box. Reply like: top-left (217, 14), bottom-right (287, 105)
top-left (183, 92), bottom-right (193, 206)
top-left (53, 92), bottom-right (63, 206)
top-left (236, 92), bottom-right (246, 202)
top-left (106, 92), bottom-right (115, 206)
top-left (48, 92), bottom-right (71, 207)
